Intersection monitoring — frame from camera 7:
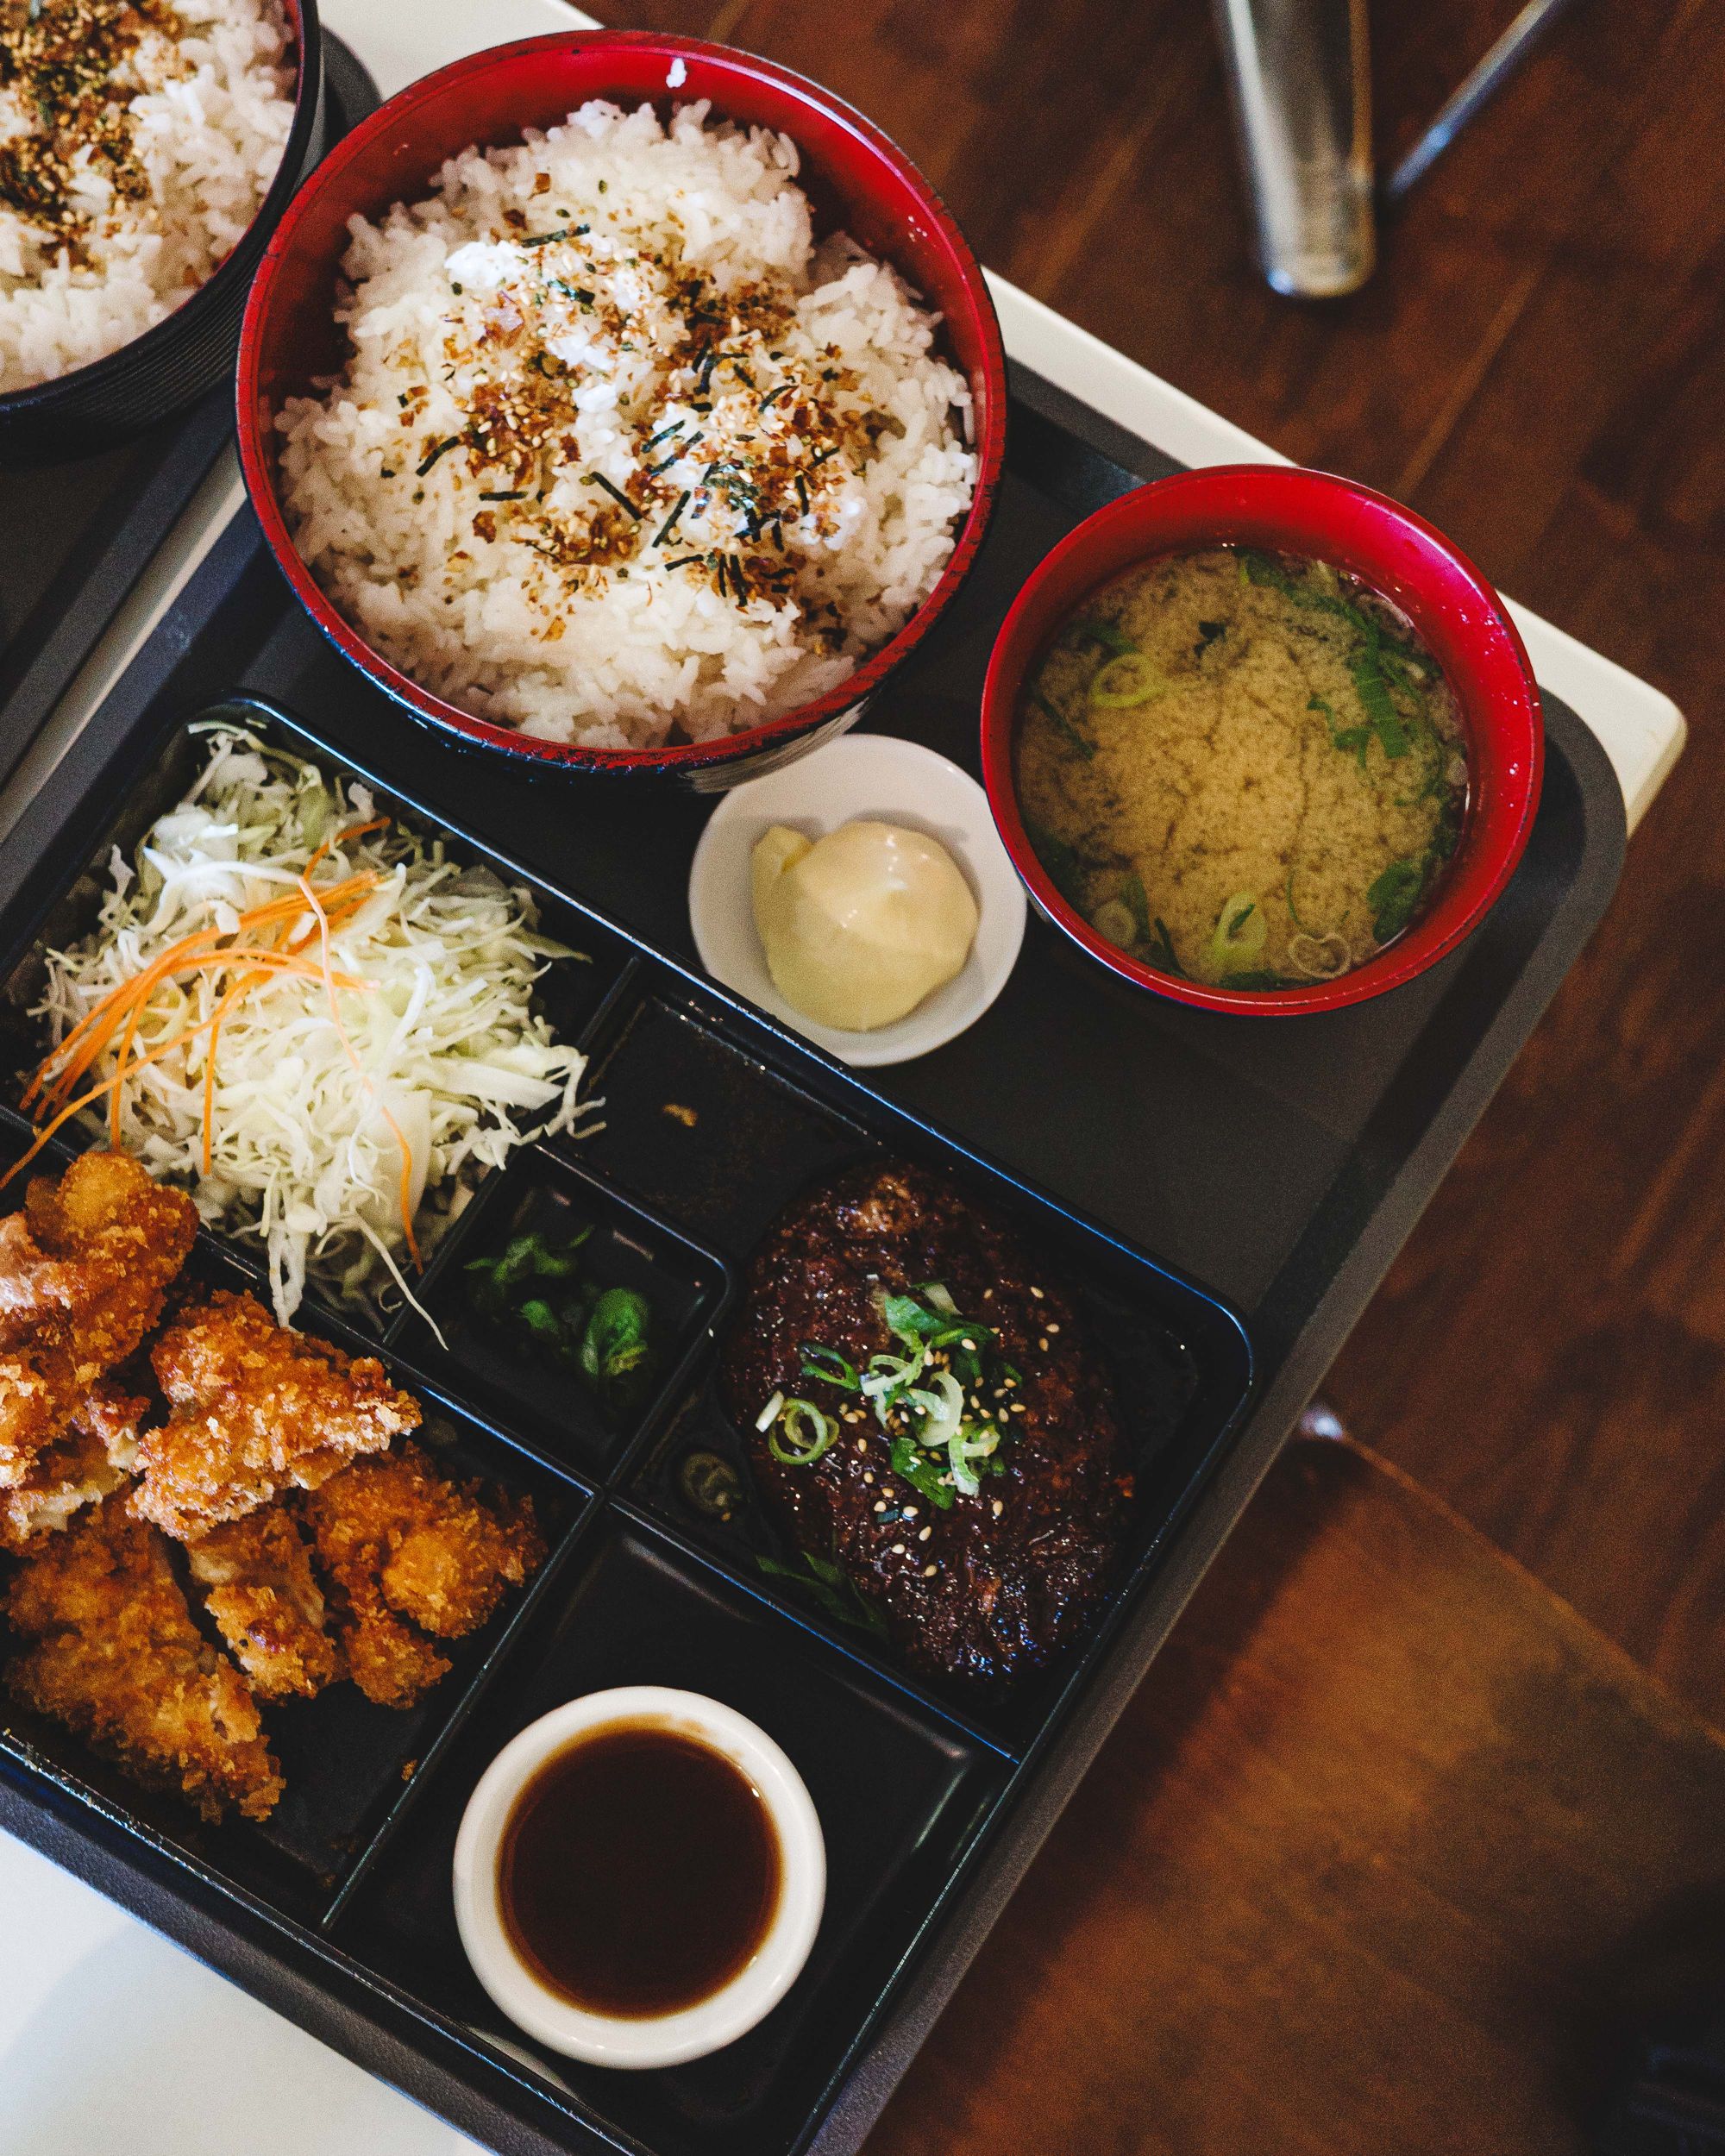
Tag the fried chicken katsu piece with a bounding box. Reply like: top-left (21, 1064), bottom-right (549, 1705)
top-left (0, 1381), bottom-right (147, 1552)
top-left (135, 1289), bottom-right (419, 1540)
top-left (304, 1441), bottom-right (546, 1709)
top-left (4, 1498), bottom-right (283, 1821)
top-left (185, 1505), bottom-right (342, 1701)
top-left (0, 1151), bottom-right (196, 1488)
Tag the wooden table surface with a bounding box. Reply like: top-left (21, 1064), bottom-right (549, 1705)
top-left (570, 0), bottom-right (1723, 2142)
top-left (869, 1436), bottom-right (1725, 2156)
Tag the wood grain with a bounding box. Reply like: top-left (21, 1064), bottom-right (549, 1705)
top-left (864, 1437), bottom-right (1725, 2156)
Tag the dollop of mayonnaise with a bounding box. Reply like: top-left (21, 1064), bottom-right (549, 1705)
top-left (750, 820), bottom-right (979, 1031)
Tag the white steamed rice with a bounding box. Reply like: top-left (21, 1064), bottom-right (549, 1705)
top-left (278, 97), bottom-right (979, 750)
top-left (0, 0), bottom-right (294, 394)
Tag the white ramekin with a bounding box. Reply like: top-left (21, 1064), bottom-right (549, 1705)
top-left (452, 1686), bottom-right (825, 2069)
top-left (687, 733), bottom-right (1027, 1068)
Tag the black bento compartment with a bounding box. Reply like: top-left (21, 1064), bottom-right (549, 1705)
top-left (574, 984), bottom-right (875, 1254)
top-left (584, 976), bottom-right (1254, 1748)
top-left (387, 1140), bottom-right (731, 1476)
top-left (630, 1221), bottom-right (1249, 1754)
top-left (0, 696), bottom-right (632, 1340)
top-left (0, 1212), bottom-right (592, 1927)
top-left (329, 1508), bottom-right (1006, 2156)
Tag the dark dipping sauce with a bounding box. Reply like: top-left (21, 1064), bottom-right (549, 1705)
top-left (498, 1721), bottom-right (782, 2019)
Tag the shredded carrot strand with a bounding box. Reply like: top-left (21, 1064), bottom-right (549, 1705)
top-left (302, 816), bottom-right (390, 881)
top-left (25, 881), bottom-right (378, 1108)
top-left (23, 924), bottom-right (227, 1106)
top-left (37, 949), bottom-right (373, 1119)
top-left (2, 1008), bottom-right (235, 1193)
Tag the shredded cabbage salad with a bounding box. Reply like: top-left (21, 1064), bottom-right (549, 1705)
top-left (28, 727), bottom-right (586, 1323)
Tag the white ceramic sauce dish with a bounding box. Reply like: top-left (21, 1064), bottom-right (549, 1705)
top-left (687, 733), bottom-right (1026, 1068)
top-left (452, 1686), bottom-right (825, 2068)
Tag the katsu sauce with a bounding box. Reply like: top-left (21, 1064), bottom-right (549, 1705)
top-left (497, 1721), bottom-right (781, 2018)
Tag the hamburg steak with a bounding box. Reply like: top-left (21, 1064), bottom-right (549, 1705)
top-left (719, 1160), bottom-right (1133, 1692)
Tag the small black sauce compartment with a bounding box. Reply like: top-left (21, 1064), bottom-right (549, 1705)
top-left (0, 359), bottom-right (1626, 2156)
top-left (396, 1142), bottom-right (733, 1480)
top-left (332, 1514), bottom-right (1005, 2156)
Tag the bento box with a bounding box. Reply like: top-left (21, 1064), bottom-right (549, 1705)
top-left (0, 687), bottom-right (1252, 2156)
top-left (0, 351), bottom-right (1626, 2155)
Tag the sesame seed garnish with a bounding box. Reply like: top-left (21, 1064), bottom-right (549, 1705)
top-left (1045, 1321), bottom-right (1061, 1333)
top-left (922, 1564), bottom-right (938, 1577)
top-left (991, 1499), bottom-right (1004, 1517)
top-left (919, 1526), bottom-right (932, 1542)
top-left (1030, 1286), bottom-right (1044, 1300)
top-left (891, 1543), bottom-right (906, 1556)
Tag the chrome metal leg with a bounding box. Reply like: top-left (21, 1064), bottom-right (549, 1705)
top-left (1212, 0), bottom-right (1376, 298)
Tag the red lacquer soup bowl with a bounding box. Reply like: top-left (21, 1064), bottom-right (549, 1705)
top-left (237, 31), bottom-right (1007, 789)
top-left (980, 465), bottom-right (1544, 1016)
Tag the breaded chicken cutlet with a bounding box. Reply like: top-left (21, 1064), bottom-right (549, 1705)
top-left (135, 1289), bottom-right (419, 1539)
top-left (0, 1381), bottom-right (147, 1552)
top-left (4, 1497), bottom-right (283, 1821)
top-left (185, 1507), bottom-right (342, 1701)
top-left (0, 1159), bottom-right (545, 1819)
top-left (304, 1441), bottom-right (547, 1708)
top-left (0, 1151), bottom-right (197, 1488)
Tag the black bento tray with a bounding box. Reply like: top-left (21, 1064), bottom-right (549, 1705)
top-left (0, 360), bottom-right (1626, 2156)
top-left (0, 33), bottom-right (380, 800)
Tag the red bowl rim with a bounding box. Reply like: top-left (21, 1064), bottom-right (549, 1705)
top-left (979, 465), bottom-right (1545, 1017)
top-left (236, 28), bottom-right (1008, 774)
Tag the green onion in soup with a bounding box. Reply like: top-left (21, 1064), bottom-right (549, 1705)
top-left (1015, 545), bottom-right (1469, 991)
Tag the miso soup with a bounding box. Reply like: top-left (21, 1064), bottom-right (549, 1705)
top-left (1015, 546), bottom-right (1470, 991)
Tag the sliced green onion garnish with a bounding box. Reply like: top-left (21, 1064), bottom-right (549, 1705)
top-left (1092, 898), bottom-right (1136, 948)
top-left (800, 1342), bottom-right (862, 1391)
top-left (768, 1398), bottom-right (837, 1466)
top-left (1204, 891), bottom-right (1267, 980)
top-left (888, 1435), bottom-right (955, 1508)
top-left (862, 1343), bottom-right (926, 1424)
top-left (1088, 652), bottom-right (1169, 708)
top-left (948, 1421), bottom-right (1000, 1497)
top-left (1367, 857), bottom-right (1427, 943)
top-left (1287, 931), bottom-right (1352, 980)
top-left (880, 1290), bottom-right (939, 1347)
top-left (908, 1369), bottom-right (964, 1451)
